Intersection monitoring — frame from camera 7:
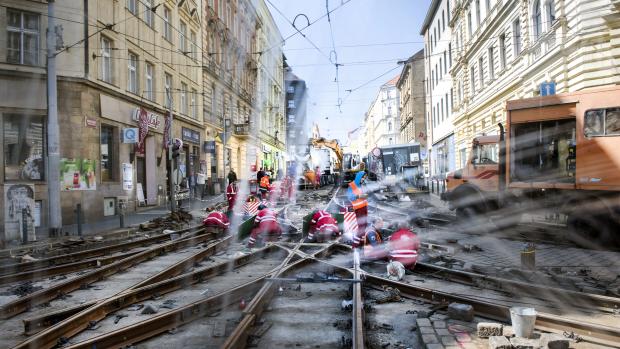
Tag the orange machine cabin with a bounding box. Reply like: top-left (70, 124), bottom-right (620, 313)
top-left (505, 86), bottom-right (620, 192)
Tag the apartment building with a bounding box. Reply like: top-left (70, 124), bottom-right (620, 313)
top-left (0, 0), bottom-right (204, 238)
top-left (421, 0), bottom-right (456, 189)
top-left (450, 0), bottom-right (620, 167)
top-left (203, 0), bottom-right (259, 185)
top-left (363, 76), bottom-right (401, 154)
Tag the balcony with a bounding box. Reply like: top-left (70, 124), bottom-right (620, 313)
top-left (233, 123), bottom-right (251, 137)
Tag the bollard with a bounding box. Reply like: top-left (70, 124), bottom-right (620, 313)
top-left (76, 203), bottom-right (83, 237)
top-left (21, 208), bottom-right (29, 245)
top-left (520, 242), bottom-right (536, 269)
top-left (119, 210), bottom-right (125, 228)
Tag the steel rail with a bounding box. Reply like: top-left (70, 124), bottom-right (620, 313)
top-left (0, 250), bottom-right (141, 286)
top-left (14, 242), bottom-right (282, 349)
top-left (0, 225), bottom-right (201, 276)
top-left (0, 229), bottom-right (217, 319)
top-left (60, 245), bottom-right (322, 349)
top-left (312, 252), bottom-right (620, 348)
top-left (351, 249), bottom-right (365, 349)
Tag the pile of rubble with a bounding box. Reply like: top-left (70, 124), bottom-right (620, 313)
top-left (139, 210), bottom-right (193, 231)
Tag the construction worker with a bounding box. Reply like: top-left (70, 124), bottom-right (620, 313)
top-left (226, 180), bottom-right (238, 214)
top-left (361, 217), bottom-right (389, 260)
top-left (305, 210), bottom-right (340, 243)
top-left (259, 172), bottom-right (270, 200)
top-left (347, 167), bottom-right (368, 238)
top-left (248, 204), bottom-right (282, 248)
top-left (387, 222), bottom-right (420, 268)
top-left (203, 209), bottom-right (230, 230)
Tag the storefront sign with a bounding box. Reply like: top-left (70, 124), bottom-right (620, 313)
top-left (84, 117), bottom-right (98, 128)
top-left (4, 184), bottom-right (35, 241)
top-left (60, 158), bottom-right (97, 191)
top-left (131, 108), bottom-right (161, 130)
top-left (122, 128), bottom-right (138, 143)
top-left (182, 127), bottom-right (200, 144)
top-left (204, 140), bottom-right (216, 154)
top-left (122, 163), bottom-right (133, 191)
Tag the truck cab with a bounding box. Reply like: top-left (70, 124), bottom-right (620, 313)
top-left (443, 135), bottom-right (500, 215)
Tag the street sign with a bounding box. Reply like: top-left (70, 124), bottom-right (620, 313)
top-left (122, 128), bottom-right (138, 143)
top-left (539, 81), bottom-right (556, 96)
top-left (204, 141), bottom-right (216, 154)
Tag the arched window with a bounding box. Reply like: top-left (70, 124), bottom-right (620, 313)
top-left (388, 121), bottom-right (393, 132)
top-left (533, 0), bottom-right (542, 40)
top-left (546, 0), bottom-right (556, 25)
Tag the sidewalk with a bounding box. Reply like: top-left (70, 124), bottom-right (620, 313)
top-left (60, 194), bottom-right (226, 237)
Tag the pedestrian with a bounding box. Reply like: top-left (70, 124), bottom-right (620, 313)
top-left (196, 170), bottom-right (206, 200)
top-left (305, 209), bottom-right (340, 243)
top-left (226, 180), bottom-right (238, 214)
top-left (257, 167), bottom-right (265, 183)
top-left (388, 222), bottom-right (420, 268)
top-left (360, 217), bottom-right (389, 260)
top-left (248, 204), bottom-right (282, 248)
top-left (259, 171), bottom-right (270, 200)
top-left (203, 209), bottom-right (230, 231)
top-left (347, 168), bottom-right (369, 236)
top-left (314, 166), bottom-right (321, 189)
top-left (227, 169), bottom-right (238, 185)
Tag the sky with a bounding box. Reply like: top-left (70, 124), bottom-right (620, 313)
top-left (268, 0), bottom-right (432, 144)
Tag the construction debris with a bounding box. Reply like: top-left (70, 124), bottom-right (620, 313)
top-left (139, 210), bottom-right (193, 231)
top-left (386, 261), bottom-right (406, 281)
top-left (0, 282), bottom-right (43, 297)
top-left (375, 286), bottom-right (402, 304)
top-left (447, 303), bottom-right (474, 322)
top-left (477, 322), bottom-right (503, 338)
top-left (141, 305), bottom-right (158, 315)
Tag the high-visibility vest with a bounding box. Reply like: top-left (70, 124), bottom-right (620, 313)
top-left (363, 229), bottom-right (383, 255)
top-left (349, 181), bottom-right (368, 209)
top-left (260, 176), bottom-right (270, 188)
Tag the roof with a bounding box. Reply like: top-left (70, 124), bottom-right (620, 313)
top-left (384, 74), bottom-right (400, 87)
top-left (420, 0), bottom-right (441, 35)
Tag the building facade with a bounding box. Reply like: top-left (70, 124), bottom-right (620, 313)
top-left (396, 50), bottom-right (427, 146)
top-left (421, 0), bottom-right (456, 192)
top-left (255, 0), bottom-right (285, 175)
top-left (203, 0), bottom-right (259, 186)
top-left (284, 63), bottom-right (308, 160)
top-left (1, 0), bottom-right (205, 240)
top-left (450, 0), bottom-right (620, 168)
top-left (363, 76), bottom-right (401, 154)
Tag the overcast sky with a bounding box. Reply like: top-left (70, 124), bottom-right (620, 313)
top-left (268, 0), bottom-right (432, 144)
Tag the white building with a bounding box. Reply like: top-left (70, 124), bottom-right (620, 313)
top-left (363, 76), bottom-right (401, 154)
top-left (421, 0), bottom-right (456, 193)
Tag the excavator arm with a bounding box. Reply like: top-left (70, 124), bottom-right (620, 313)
top-left (310, 137), bottom-right (343, 170)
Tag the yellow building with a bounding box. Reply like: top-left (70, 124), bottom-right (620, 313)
top-left (450, 0), bottom-right (620, 168)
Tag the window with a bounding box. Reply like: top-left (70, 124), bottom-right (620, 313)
top-left (4, 114), bottom-right (45, 180)
top-left (447, 0), bottom-right (450, 22)
top-left (7, 9), bottom-right (40, 65)
top-left (144, 0), bottom-right (154, 27)
top-left (472, 143), bottom-right (498, 165)
top-left (165, 73), bottom-right (172, 108)
top-left (468, 11), bottom-right (473, 38)
top-left (488, 46), bottom-right (495, 80)
top-left (429, 35), bottom-right (433, 53)
top-left (101, 37), bottom-right (112, 83)
top-left (388, 121), bottom-right (392, 131)
top-left (448, 43), bottom-right (452, 68)
top-left (181, 82), bottom-right (188, 114)
top-left (145, 62), bottom-right (154, 101)
top-left (438, 20), bottom-right (441, 39)
top-left (486, 0), bottom-right (491, 16)
top-left (163, 7), bottom-right (172, 42)
top-left (441, 98), bottom-right (444, 121)
top-left (444, 51), bottom-right (448, 72)
top-left (475, 0), bottom-right (481, 26)
top-left (191, 89), bottom-right (198, 119)
top-left (288, 100), bottom-right (295, 109)
top-left (179, 21), bottom-right (187, 53)
top-left (499, 34), bottom-right (507, 69)
top-left (128, 53), bottom-right (138, 94)
top-left (460, 148), bottom-right (467, 168)
top-left (533, 0), bottom-right (542, 40)
top-left (470, 67), bottom-right (476, 94)
top-left (101, 125), bottom-right (117, 182)
top-left (513, 19), bottom-right (522, 56)
top-left (439, 58), bottom-right (443, 78)
top-left (287, 85), bottom-right (295, 93)
top-left (445, 93), bottom-right (449, 118)
top-left (450, 88), bottom-right (454, 109)
top-left (442, 10), bottom-right (445, 31)
top-left (584, 108), bottom-right (620, 136)
top-left (478, 56), bottom-right (485, 86)
top-left (190, 30), bottom-right (197, 60)
top-left (546, 0), bottom-right (556, 25)
top-left (127, 0), bottom-right (137, 14)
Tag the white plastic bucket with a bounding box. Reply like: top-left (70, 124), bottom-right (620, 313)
top-left (510, 307), bottom-right (537, 338)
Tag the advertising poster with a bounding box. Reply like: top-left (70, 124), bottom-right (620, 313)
top-left (60, 158), bottom-right (97, 191)
top-left (4, 183), bottom-right (35, 241)
top-left (122, 163), bottom-right (133, 191)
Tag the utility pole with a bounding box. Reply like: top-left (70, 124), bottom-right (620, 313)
top-left (168, 93), bottom-right (176, 213)
top-left (47, 0), bottom-right (62, 236)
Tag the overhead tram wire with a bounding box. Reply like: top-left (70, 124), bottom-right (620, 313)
top-left (326, 0), bottom-right (343, 113)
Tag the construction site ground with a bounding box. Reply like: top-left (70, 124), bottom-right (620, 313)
top-left (0, 186), bottom-right (618, 349)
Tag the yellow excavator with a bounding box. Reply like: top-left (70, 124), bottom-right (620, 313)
top-left (310, 137), bottom-right (343, 171)
top-left (309, 137), bottom-right (364, 186)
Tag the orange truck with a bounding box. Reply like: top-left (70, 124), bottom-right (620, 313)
top-left (442, 86), bottom-right (620, 244)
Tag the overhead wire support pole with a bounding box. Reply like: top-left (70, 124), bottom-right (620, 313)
top-left (168, 92), bottom-right (176, 213)
top-left (47, 0), bottom-right (62, 236)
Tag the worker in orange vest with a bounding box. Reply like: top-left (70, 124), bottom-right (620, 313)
top-left (347, 166), bottom-right (368, 246)
top-left (388, 222), bottom-right (420, 268)
top-left (259, 173), bottom-right (270, 200)
top-left (361, 217), bottom-right (389, 260)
